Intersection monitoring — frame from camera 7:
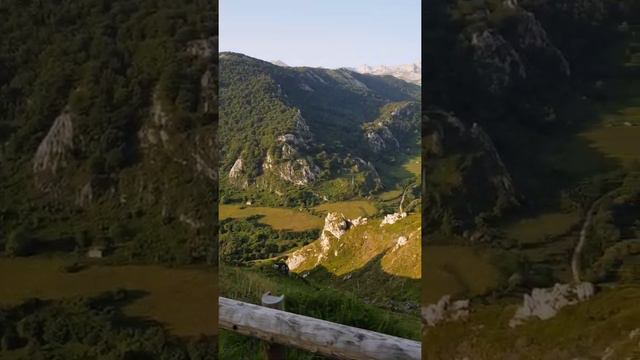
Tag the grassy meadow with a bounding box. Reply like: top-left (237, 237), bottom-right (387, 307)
top-left (422, 246), bottom-right (503, 304)
top-left (424, 285), bottom-right (640, 360)
top-left (503, 211), bottom-right (580, 245)
top-left (219, 204), bottom-right (323, 231)
top-left (0, 256), bottom-right (217, 337)
top-left (313, 200), bottom-right (378, 218)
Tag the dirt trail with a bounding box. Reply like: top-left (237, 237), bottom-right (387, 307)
top-left (571, 190), bottom-right (616, 282)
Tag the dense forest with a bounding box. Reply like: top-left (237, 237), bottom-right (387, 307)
top-left (0, 0), bottom-right (217, 264)
top-left (0, 291), bottom-right (216, 360)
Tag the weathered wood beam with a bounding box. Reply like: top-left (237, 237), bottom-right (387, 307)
top-left (219, 296), bottom-right (421, 360)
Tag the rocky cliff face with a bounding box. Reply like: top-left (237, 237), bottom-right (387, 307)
top-left (424, 110), bottom-right (519, 231)
top-left (465, 3), bottom-right (570, 98)
top-left (32, 110), bottom-right (75, 189)
top-left (366, 102), bottom-right (420, 154)
top-left (262, 111), bottom-right (321, 186)
top-left (25, 36), bottom-right (217, 262)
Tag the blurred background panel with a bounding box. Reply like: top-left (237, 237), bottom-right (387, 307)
top-left (422, 0), bottom-right (640, 358)
top-left (0, 0), bottom-right (219, 358)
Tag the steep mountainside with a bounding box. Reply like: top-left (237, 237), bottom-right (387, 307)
top-left (219, 53), bottom-right (420, 206)
top-left (423, 0), bottom-right (634, 236)
top-left (285, 211), bottom-right (421, 307)
top-left (0, 0), bottom-right (217, 265)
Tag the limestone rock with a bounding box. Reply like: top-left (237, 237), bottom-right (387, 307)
top-left (229, 158), bottom-right (244, 179)
top-left (422, 295), bottom-right (470, 327)
top-left (287, 212), bottom-right (351, 271)
top-left (350, 216), bottom-right (368, 227)
top-left (33, 110), bottom-right (74, 175)
top-left (366, 125), bottom-right (399, 153)
top-left (509, 282), bottom-right (595, 327)
top-left (392, 236), bottom-right (408, 251)
top-left (380, 212), bottom-right (407, 226)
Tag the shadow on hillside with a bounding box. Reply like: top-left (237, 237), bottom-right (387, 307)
top-left (306, 252), bottom-right (421, 311)
top-left (490, 101), bottom-right (623, 222)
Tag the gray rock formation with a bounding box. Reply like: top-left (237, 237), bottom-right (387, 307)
top-left (287, 212), bottom-right (352, 270)
top-left (380, 212), bottom-right (407, 226)
top-left (33, 109), bottom-right (75, 191)
top-left (509, 282), bottom-right (595, 327)
top-left (229, 158), bottom-right (244, 179)
top-left (471, 29), bottom-right (527, 94)
top-left (424, 110), bottom-right (519, 227)
top-left (138, 92), bottom-right (170, 149)
top-left (422, 295), bottom-right (470, 327)
top-left (469, 5), bottom-right (570, 95)
top-left (260, 111), bottom-right (321, 186)
top-left (366, 126), bottom-right (400, 153)
top-left (33, 110), bottom-right (74, 175)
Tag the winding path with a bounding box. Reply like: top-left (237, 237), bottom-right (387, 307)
top-left (571, 190), bottom-right (617, 282)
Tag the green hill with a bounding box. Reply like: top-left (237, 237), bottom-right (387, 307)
top-left (0, 0), bottom-right (217, 265)
top-left (219, 52), bottom-right (421, 206)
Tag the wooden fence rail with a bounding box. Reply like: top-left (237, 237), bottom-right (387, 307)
top-left (219, 296), bottom-right (421, 360)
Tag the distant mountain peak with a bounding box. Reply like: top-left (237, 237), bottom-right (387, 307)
top-left (355, 61), bottom-right (421, 85)
top-left (271, 60), bottom-right (289, 67)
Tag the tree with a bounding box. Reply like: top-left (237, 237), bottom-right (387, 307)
top-left (75, 230), bottom-right (91, 250)
top-left (5, 225), bottom-right (34, 257)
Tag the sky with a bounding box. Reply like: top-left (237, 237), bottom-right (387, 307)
top-left (220, 0), bottom-right (421, 69)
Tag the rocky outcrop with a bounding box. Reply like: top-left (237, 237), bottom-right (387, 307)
top-left (287, 212), bottom-right (352, 270)
top-left (366, 125), bottom-right (400, 153)
top-left (423, 110), bottom-right (519, 229)
top-left (381, 212), bottom-right (407, 226)
top-left (351, 216), bottom-right (368, 226)
top-left (509, 282), bottom-right (595, 327)
top-left (33, 110), bottom-right (74, 175)
top-left (186, 36), bottom-right (217, 59)
top-left (471, 29), bottom-right (527, 94)
top-left (277, 158), bottom-right (320, 186)
top-left (259, 111), bottom-right (321, 186)
top-left (468, 5), bottom-right (570, 96)
top-left (508, 11), bottom-right (570, 77)
top-left (229, 158), bottom-right (245, 180)
top-left (365, 102), bottom-right (420, 154)
top-left (320, 212), bottom-right (351, 251)
top-left (392, 236), bottom-right (408, 251)
top-left (422, 295), bottom-right (470, 327)
top-left (138, 92), bottom-right (171, 149)
top-left (192, 131), bottom-right (218, 181)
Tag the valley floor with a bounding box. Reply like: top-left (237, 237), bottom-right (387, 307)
top-left (0, 256), bottom-right (217, 337)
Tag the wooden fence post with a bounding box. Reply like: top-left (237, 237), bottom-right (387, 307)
top-left (261, 292), bottom-right (286, 360)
